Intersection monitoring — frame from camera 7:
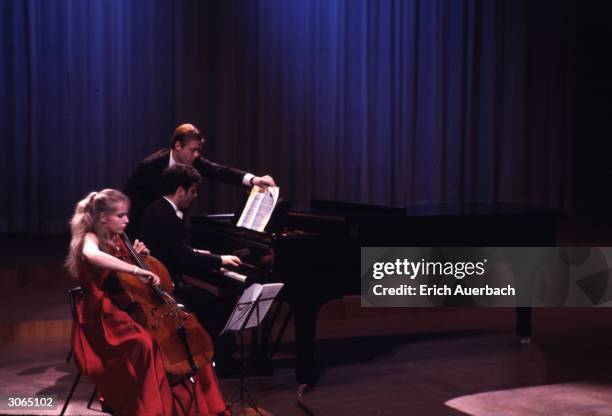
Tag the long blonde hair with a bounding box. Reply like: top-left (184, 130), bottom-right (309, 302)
top-left (65, 189), bottom-right (129, 277)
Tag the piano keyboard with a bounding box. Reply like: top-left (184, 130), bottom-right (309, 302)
top-left (222, 269), bottom-right (247, 283)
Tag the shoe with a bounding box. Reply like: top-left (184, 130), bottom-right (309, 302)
top-left (296, 383), bottom-right (310, 397)
top-left (99, 395), bottom-right (113, 414)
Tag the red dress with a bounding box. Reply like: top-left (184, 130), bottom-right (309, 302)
top-left (72, 237), bottom-right (227, 415)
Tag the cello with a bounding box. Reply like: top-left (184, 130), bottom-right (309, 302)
top-left (103, 232), bottom-right (214, 378)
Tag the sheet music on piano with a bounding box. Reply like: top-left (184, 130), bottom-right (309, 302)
top-left (236, 185), bottom-right (279, 232)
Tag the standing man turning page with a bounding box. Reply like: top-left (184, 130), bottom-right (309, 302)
top-left (124, 123), bottom-right (276, 237)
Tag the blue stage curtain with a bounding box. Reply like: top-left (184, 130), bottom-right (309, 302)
top-left (1, 0), bottom-right (177, 233)
top-left (1, 0), bottom-right (574, 234)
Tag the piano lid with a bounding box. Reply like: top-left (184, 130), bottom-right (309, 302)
top-left (311, 199), bottom-right (557, 218)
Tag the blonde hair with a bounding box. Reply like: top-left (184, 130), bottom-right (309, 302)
top-left (65, 189), bottom-right (129, 277)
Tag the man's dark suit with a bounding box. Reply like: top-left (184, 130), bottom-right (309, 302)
top-left (124, 148), bottom-right (247, 237)
top-left (139, 198), bottom-right (222, 285)
top-left (140, 198), bottom-right (237, 366)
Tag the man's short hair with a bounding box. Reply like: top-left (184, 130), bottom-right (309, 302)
top-left (161, 164), bottom-right (202, 196)
top-left (170, 124), bottom-right (203, 148)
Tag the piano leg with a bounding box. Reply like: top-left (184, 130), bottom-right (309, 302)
top-left (516, 307), bottom-right (532, 342)
top-left (293, 302), bottom-right (320, 386)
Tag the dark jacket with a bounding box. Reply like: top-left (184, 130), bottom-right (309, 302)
top-left (139, 198), bottom-right (222, 284)
top-left (124, 148), bottom-right (247, 237)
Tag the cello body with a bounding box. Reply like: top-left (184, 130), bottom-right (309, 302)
top-left (104, 239), bottom-right (214, 376)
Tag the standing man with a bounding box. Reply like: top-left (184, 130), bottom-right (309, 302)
top-left (124, 123), bottom-right (276, 237)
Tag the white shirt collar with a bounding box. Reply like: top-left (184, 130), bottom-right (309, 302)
top-left (169, 151), bottom-right (178, 167)
top-left (163, 196), bottom-right (183, 220)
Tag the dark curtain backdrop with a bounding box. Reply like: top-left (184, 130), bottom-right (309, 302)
top-left (1, 0), bottom-right (575, 234)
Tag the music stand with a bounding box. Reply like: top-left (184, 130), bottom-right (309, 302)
top-left (221, 283), bottom-right (283, 415)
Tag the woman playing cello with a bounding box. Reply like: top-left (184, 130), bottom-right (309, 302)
top-left (66, 189), bottom-right (228, 415)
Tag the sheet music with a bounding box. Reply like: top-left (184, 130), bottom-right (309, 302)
top-left (220, 285), bottom-right (257, 334)
top-left (236, 186), bottom-right (280, 232)
top-left (244, 283), bottom-right (283, 329)
top-left (220, 283), bottom-right (284, 334)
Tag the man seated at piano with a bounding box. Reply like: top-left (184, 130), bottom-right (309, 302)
top-left (124, 122), bottom-right (276, 238)
top-left (139, 163), bottom-right (243, 374)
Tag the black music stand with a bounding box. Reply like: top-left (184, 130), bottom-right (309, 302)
top-left (221, 283), bottom-right (283, 415)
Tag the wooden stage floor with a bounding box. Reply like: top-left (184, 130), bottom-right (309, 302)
top-left (1, 302), bottom-right (612, 415)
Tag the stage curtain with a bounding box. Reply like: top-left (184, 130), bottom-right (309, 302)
top-left (0, 0), bottom-right (574, 234)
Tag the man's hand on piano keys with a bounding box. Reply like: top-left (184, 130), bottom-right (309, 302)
top-left (221, 255), bottom-right (242, 267)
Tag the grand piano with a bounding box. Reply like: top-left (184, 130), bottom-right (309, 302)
top-left (190, 200), bottom-right (557, 385)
